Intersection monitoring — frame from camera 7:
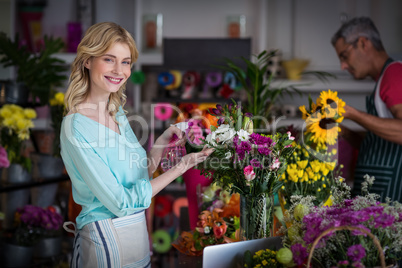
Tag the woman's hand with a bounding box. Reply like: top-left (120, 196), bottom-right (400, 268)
top-left (175, 146), bottom-right (214, 174)
top-left (159, 125), bottom-right (186, 146)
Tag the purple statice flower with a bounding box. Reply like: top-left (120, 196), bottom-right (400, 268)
top-left (250, 158), bottom-right (261, 168)
top-left (291, 243), bottom-right (308, 266)
top-left (347, 244), bottom-right (366, 262)
top-left (373, 212), bottom-right (395, 228)
top-left (337, 260), bottom-right (349, 267)
top-left (350, 224), bottom-right (370, 237)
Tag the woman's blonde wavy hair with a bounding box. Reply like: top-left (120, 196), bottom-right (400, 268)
top-left (65, 22), bottom-right (139, 122)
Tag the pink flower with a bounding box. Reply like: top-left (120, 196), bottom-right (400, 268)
top-left (287, 131), bottom-right (295, 140)
top-left (243, 165), bottom-right (256, 182)
top-left (0, 146), bottom-right (10, 168)
top-left (270, 158), bottom-right (281, 170)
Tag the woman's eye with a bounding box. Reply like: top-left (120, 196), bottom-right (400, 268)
top-left (123, 61), bottom-right (131, 65)
top-left (104, 58), bottom-right (113, 62)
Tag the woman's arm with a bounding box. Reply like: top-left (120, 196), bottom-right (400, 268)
top-left (150, 146), bottom-right (214, 197)
top-left (147, 125), bottom-right (190, 177)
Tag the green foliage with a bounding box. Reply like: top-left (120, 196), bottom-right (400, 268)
top-left (218, 50), bottom-right (300, 129)
top-left (0, 32), bottom-right (68, 105)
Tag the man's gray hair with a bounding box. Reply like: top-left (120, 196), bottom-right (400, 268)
top-left (331, 17), bottom-right (384, 51)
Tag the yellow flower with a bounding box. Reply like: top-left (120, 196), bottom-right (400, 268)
top-left (16, 119), bottom-right (30, 130)
top-left (297, 169), bottom-right (304, 178)
top-left (50, 92), bottom-right (65, 106)
top-left (18, 129), bottom-right (30, 140)
top-left (24, 108), bottom-right (37, 119)
top-left (297, 160), bottom-right (308, 169)
top-left (320, 89), bottom-right (346, 116)
top-left (262, 260), bottom-right (268, 266)
top-left (305, 112), bottom-right (341, 146)
top-left (3, 117), bottom-right (15, 128)
top-left (0, 106), bottom-right (12, 118)
top-left (299, 105), bottom-right (309, 120)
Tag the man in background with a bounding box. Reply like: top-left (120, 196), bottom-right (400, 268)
top-left (331, 16), bottom-right (402, 202)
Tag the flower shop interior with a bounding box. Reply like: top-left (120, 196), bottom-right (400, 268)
top-left (1, 0), bottom-right (402, 267)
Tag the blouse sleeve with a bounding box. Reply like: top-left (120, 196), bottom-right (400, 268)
top-left (61, 117), bottom-right (152, 218)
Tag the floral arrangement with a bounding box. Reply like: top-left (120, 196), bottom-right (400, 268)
top-left (244, 248), bottom-right (281, 268)
top-left (14, 205), bottom-right (63, 246)
top-left (280, 175), bottom-right (402, 267)
top-left (0, 104), bottom-right (37, 171)
top-left (192, 100), bottom-right (294, 239)
top-left (279, 90), bottom-right (345, 210)
top-left (172, 192), bottom-right (240, 256)
top-left (198, 182), bottom-right (234, 213)
top-left (49, 91), bottom-right (65, 157)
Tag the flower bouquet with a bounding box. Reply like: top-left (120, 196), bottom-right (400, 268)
top-left (0, 104), bottom-right (37, 171)
top-left (279, 90), bottom-right (345, 210)
top-left (172, 192), bottom-right (241, 256)
top-left (195, 100), bottom-right (295, 240)
top-left (280, 175), bottom-right (402, 267)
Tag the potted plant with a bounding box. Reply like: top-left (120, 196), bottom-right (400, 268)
top-left (218, 50), bottom-right (335, 130)
top-left (1, 204), bottom-right (64, 266)
top-left (0, 32), bottom-right (68, 106)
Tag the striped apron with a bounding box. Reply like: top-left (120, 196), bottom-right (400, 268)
top-left (65, 211), bottom-right (151, 268)
top-left (352, 59), bottom-right (402, 202)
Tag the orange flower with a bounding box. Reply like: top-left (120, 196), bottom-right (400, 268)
top-left (213, 220), bottom-right (227, 239)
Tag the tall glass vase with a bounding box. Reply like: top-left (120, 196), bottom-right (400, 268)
top-left (240, 194), bottom-right (266, 240)
top-left (240, 193), bottom-right (275, 240)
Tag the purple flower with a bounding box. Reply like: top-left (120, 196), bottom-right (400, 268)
top-left (244, 112), bottom-right (253, 118)
top-left (250, 158), bottom-right (261, 168)
top-left (347, 244), bottom-right (366, 262)
top-left (212, 108), bottom-right (221, 116)
top-left (216, 104), bottom-right (224, 113)
top-left (291, 243), bottom-right (308, 266)
top-left (217, 117), bottom-right (225, 125)
top-left (374, 213), bottom-right (395, 228)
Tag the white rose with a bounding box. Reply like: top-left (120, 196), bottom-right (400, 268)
top-left (215, 124), bottom-right (230, 134)
top-left (217, 128), bottom-right (236, 143)
top-left (237, 129), bottom-right (250, 141)
top-left (205, 132), bottom-right (217, 146)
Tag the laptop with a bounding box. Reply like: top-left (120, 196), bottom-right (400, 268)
top-left (202, 236), bottom-right (282, 268)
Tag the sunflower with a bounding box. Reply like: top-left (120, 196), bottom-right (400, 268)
top-left (305, 112), bottom-right (342, 146)
top-left (320, 89), bottom-right (346, 116)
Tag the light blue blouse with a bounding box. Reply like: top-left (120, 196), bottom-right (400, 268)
top-left (60, 107), bottom-right (152, 229)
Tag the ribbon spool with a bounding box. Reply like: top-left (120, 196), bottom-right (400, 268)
top-left (202, 72), bottom-right (222, 99)
top-left (181, 71), bottom-right (200, 99)
top-left (224, 71), bottom-right (244, 91)
top-left (154, 195), bottom-right (173, 218)
top-left (165, 70), bottom-right (182, 90)
top-left (130, 71), bottom-right (145, 85)
top-left (152, 229), bottom-right (172, 254)
top-left (172, 197), bottom-right (188, 219)
top-left (154, 103), bottom-right (173, 121)
top-left (157, 72), bottom-right (174, 87)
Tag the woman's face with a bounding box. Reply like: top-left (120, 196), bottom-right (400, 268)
top-left (85, 42), bottom-right (131, 97)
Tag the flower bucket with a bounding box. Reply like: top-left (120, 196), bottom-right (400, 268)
top-left (183, 168), bottom-right (212, 229)
top-left (1, 241), bottom-right (34, 267)
top-left (31, 154), bottom-right (64, 207)
top-left (1, 164), bottom-right (31, 229)
top-left (34, 236), bottom-right (62, 258)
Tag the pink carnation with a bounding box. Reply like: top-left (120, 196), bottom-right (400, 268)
top-left (243, 165), bottom-right (256, 182)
